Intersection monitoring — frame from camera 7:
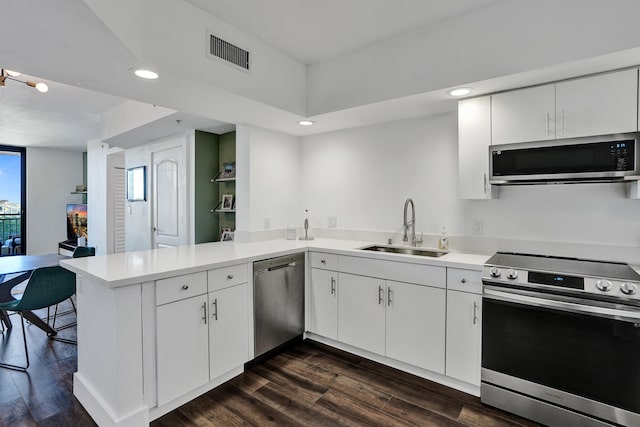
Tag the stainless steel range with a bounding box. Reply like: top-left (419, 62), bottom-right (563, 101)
top-left (481, 252), bottom-right (640, 427)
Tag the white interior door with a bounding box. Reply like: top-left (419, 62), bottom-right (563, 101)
top-left (152, 145), bottom-right (186, 248)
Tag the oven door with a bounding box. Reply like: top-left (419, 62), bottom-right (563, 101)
top-left (482, 286), bottom-right (640, 426)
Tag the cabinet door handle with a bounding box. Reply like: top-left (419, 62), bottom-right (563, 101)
top-left (321, 259), bottom-right (326, 264)
top-left (387, 286), bottom-right (392, 306)
top-left (483, 173), bottom-right (488, 195)
top-left (330, 277), bottom-right (336, 295)
top-left (212, 298), bottom-right (218, 321)
top-left (473, 301), bottom-right (479, 325)
top-left (202, 302), bottom-right (207, 324)
top-left (546, 112), bottom-right (550, 136)
top-left (378, 285), bottom-right (384, 305)
top-left (182, 284), bottom-right (189, 290)
top-left (227, 274), bottom-right (234, 280)
top-left (461, 278), bottom-right (467, 284)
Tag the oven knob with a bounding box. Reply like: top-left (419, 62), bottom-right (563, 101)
top-left (506, 269), bottom-right (518, 280)
top-left (621, 282), bottom-right (637, 296)
top-left (596, 280), bottom-right (613, 292)
top-left (489, 267), bottom-right (501, 278)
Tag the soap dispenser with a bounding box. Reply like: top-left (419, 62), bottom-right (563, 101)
top-left (438, 226), bottom-right (449, 250)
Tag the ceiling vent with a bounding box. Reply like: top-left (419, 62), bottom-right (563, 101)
top-left (207, 30), bottom-right (250, 72)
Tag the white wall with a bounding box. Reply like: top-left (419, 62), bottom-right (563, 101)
top-left (300, 113), bottom-right (640, 251)
top-left (301, 114), bottom-right (463, 236)
top-left (87, 140), bottom-right (109, 255)
top-left (26, 147), bottom-right (84, 254)
top-left (236, 125), bottom-right (302, 234)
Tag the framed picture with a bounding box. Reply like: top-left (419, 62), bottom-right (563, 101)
top-left (221, 231), bottom-right (234, 242)
top-left (126, 166), bottom-right (146, 201)
top-left (219, 227), bottom-right (231, 240)
top-left (221, 194), bottom-right (234, 210)
top-left (220, 161), bottom-right (236, 179)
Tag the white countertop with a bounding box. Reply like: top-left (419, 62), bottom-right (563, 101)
top-left (60, 238), bottom-right (490, 288)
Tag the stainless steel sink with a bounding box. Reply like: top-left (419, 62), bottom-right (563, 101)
top-left (359, 245), bottom-right (449, 257)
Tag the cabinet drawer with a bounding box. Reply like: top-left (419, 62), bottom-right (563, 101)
top-left (339, 255), bottom-right (445, 288)
top-left (310, 252), bottom-right (338, 270)
top-left (208, 264), bottom-right (247, 292)
top-left (447, 268), bottom-right (482, 294)
top-left (156, 272), bottom-right (208, 306)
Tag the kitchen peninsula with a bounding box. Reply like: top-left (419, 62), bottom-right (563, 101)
top-left (61, 238), bottom-right (488, 427)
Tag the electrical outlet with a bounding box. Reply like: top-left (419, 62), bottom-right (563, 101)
top-left (328, 216), bottom-right (337, 228)
top-left (472, 219), bottom-right (483, 235)
top-left (264, 217), bottom-right (270, 229)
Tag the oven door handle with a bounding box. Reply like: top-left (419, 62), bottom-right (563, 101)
top-left (484, 288), bottom-right (640, 324)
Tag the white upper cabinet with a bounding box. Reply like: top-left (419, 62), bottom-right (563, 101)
top-left (492, 84), bottom-right (556, 145)
top-left (458, 96), bottom-right (494, 199)
top-left (555, 69), bottom-right (638, 139)
top-left (491, 68), bottom-right (639, 145)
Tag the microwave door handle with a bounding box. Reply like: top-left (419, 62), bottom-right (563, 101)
top-left (484, 288), bottom-right (640, 324)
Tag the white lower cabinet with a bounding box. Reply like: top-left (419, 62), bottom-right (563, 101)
top-left (386, 280), bottom-right (445, 374)
top-left (445, 268), bottom-right (483, 386)
top-left (209, 283), bottom-right (249, 380)
top-left (308, 254), bottom-right (484, 389)
top-left (338, 273), bottom-right (386, 355)
top-left (155, 264), bottom-right (249, 407)
top-left (309, 267), bottom-right (338, 340)
top-left (337, 272), bottom-right (446, 374)
top-left (156, 294), bottom-right (209, 406)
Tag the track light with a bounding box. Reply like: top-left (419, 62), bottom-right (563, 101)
top-left (0, 68), bottom-right (48, 93)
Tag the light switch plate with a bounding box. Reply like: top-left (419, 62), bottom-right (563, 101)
top-left (264, 217), bottom-right (271, 229)
top-left (472, 219), bottom-right (483, 235)
top-left (328, 216), bottom-right (337, 228)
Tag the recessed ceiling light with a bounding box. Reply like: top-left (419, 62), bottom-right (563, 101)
top-left (134, 69), bottom-right (159, 79)
top-left (298, 120), bottom-right (315, 126)
top-left (448, 87), bottom-right (472, 97)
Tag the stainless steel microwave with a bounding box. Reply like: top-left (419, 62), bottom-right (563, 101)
top-left (489, 133), bottom-right (640, 185)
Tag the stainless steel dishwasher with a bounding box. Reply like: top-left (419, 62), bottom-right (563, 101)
top-left (253, 252), bottom-right (305, 357)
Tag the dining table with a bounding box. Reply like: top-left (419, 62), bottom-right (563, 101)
top-left (0, 253), bottom-right (68, 334)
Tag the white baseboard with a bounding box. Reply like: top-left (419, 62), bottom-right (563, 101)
top-left (306, 333), bottom-right (480, 397)
top-left (74, 373), bottom-right (149, 427)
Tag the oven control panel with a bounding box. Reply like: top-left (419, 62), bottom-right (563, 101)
top-left (482, 266), bottom-right (640, 302)
top-left (585, 278), bottom-right (640, 300)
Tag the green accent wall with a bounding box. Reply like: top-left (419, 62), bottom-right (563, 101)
top-left (218, 131), bottom-right (236, 234)
top-left (194, 130), bottom-right (220, 244)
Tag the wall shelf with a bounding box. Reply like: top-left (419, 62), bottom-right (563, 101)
top-left (212, 170), bottom-right (236, 182)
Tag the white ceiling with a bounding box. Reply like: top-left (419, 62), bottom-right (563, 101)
top-left (185, 0), bottom-right (500, 64)
top-left (0, 72), bottom-right (124, 150)
top-left (2, 0), bottom-right (639, 151)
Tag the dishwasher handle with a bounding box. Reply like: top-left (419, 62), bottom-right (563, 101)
top-left (266, 261), bottom-right (297, 272)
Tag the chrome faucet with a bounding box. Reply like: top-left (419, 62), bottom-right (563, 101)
top-left (403, 198), bottom-right (423, 247)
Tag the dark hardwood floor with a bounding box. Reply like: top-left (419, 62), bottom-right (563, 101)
top-left (153, 341), bottom-right (540, 427)
top-left (0, 300), bottom-right (95, 427)
top-left (0, 302), bottom-right (539, 427)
